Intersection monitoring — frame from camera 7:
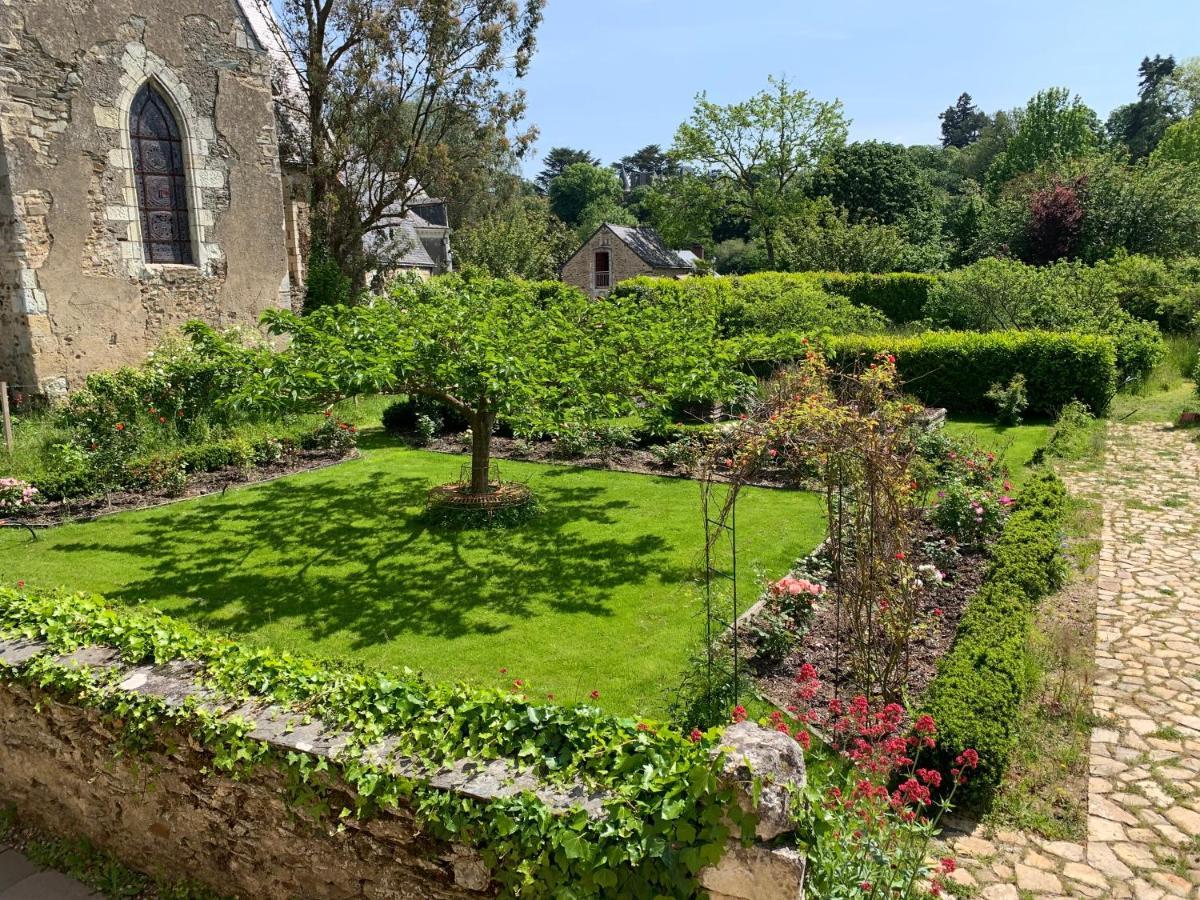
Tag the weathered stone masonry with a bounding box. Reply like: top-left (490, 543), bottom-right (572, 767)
top-left (0, 0), bottom-right (291, 395)
top-left (0, 635), bottom-right (808, 899)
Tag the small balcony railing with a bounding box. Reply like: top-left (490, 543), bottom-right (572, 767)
top-left (594, 270), bottom-right (611, 289)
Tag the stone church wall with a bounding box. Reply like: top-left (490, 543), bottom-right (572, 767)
top-left (0, 0), bottom-right (291, 395)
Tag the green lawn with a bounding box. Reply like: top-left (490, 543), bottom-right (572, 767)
top-left (0, 441), bottom-right (823, 716)
top-left (943, 418), bottom-right (1051, 486)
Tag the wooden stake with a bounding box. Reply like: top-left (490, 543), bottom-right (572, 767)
top-left (0, 381), bottom-right (12, 455)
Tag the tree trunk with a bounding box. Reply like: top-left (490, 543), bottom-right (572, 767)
top-left (763, 228), bottom-right (777, 270)
top-left (469, 410), bottom-right (495, 494)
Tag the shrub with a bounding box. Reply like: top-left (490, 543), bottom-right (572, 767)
top-left (985, 373), bottom-right (1029, 425)
top-left (735, 330), bottom-right (1117, 416)
top-left (922, 469), bottom-right (1069, 803)
top-left (931, 480), bottom-right (1008, 547)
top-left (303, 414), bottom-right (359, 453)
top-left (1039, 400), bottom-right (1098, 460)
top-left (609, 273), bottom-right (889, 337)
top-left (924, 257), bottom-right (1165, 384)
top-left (811, 271), bottom-right (935, 324)
top-left (0, 478), bottom-right (38, 514)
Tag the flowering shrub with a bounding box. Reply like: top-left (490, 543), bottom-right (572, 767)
top-left (788, 671), bottom-right (978, 899)
top-left (0, 478), bottom-right (38, 515)
top-left (303, 413), bottom-right (359, 453)
top-left (931, 479), bottom-right (1007, 546)
top-left (914, 430), bottom-right (1004, 492)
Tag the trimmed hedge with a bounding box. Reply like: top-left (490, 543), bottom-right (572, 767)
top-left (809, 272), bottom-right (935, 324)
top-left (921, 469), bottom-right (1070, 804)
top-left (731, 330), bottom-right (1118, 417)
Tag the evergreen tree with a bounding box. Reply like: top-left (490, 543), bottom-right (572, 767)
top-left (939, 93), bottom-right (991, 148)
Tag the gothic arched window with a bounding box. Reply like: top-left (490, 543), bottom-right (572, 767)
top-left (131, 83), bottom-right (193, 265)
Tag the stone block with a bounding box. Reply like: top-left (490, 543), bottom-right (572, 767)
top-left (717, 721), bottom-right (806, 841)
top-left (699, 844), bottom-right (805, 900)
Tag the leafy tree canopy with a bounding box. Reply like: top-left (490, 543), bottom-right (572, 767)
top-left (619, 144), bottom-right (674, 177)
top-left (812, 141), bottom-right (943, 230)
top-left (986, 88), bottom-right (1101, 191)
top-left (547, 163), bottom-right (624, 229)
top-left (536, 147), bottom-right (601, 193)
top-left (1152, 113), bottom-right (1200, 166)
top-left (257, 0), bottom-right (543, 289)
top-left (671, 75), bottom-right (848, 268)
top-left (452, 196), bottom-right (577, 280)
top-left (244, 276), bottom-right (731, 494)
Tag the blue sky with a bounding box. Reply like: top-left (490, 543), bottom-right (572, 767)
top-left (519, 0), bottom-right (1199, 174)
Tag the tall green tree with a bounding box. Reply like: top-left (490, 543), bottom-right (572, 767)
top-left (987, 88), bottom-right (1101, 191)
top-left (254, 0), bottom-right (543, 290)
top-left (812, 142), bottom-right (942, 227)
top-left (619, 144), bottom-right (673, 178)
top-left (536, 147), bottom-right (601, 193)
top-left (939, 93), bottom-right (991, 148)
top-left (671, 75), bottom-right (848, 268)
top-left (547, 163), bottom-right (624, 229)
top-left (1107, 54), bottom-right (1181, 159)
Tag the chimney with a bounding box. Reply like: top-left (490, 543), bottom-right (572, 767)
top-left (690, 243), bottom-right (705, 260)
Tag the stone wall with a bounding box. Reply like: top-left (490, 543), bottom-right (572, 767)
top-left (0, 0), bottom-right (291, 395)
top-left (560, 225), bottom-right (689, 297)
top-left (0, 634), bottom-right (806, 899)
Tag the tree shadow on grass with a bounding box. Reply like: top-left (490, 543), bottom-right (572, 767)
top-left (43, 461), bottom-right (689, 652)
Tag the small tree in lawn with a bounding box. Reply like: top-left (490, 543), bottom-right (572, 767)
top-left (248, 276), bottom-right (726, 499)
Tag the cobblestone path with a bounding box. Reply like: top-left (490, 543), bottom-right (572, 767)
top-left (945, 423), bottom-right (1200, 899)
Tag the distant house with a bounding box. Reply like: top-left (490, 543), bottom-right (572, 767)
top-left (372, 183), bottom-right (453, 281)
top-left (561, 224), bottom-right (699, 297)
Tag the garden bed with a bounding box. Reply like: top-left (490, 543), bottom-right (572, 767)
top-left (751, 512), bottom-right (990, 713)
top-left (423, 434), bottom-right (806, 490)
top-left (7, 449), bottom-right (352, 528)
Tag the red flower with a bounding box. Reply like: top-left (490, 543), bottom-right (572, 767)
top-left (940, 857), bottom-right (956, 873)
top-left (894, 551), bottom-right (905, 560)
top-left (115, 422), bottom-right (125, 431)
top-left (589, 690), bottom-right (600, 700)
top-left (512, 679), bottom-right (524, 688)
top-left (499, 667), bottom-right (508, 674)
top-left (887, 354), bottom-right (896, 363)
top-left (795, 730), bottom-right (811, 750)
top-left (689, 728), bottom-right (703, 743)
top-left (731, 705), bottom-right (747, 723)
top-left (933, 607), bottom-right (944, 617)
top-left (159, 417), bottom-right (166, 424)
top-left (636, 722), bottom-right (649, 732)
top-left (16, 580), bottom-right (25, 589)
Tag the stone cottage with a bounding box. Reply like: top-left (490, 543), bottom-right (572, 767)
top-left (0, 0), bottom-right (296, 396)
top-left (560, 224), bottom-right (698, 297)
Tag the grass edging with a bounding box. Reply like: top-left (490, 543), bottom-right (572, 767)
top-left (920, 468), bottom-right (1070, 805)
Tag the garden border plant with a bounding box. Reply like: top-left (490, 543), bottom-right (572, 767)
top-left (0, 586), bottom-right (764, 899)
top-left (920, 468), bottom-right (1070, 804)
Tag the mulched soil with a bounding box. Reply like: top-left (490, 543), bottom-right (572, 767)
top-left (6, 449), bottom-right (351, 528)
top-left (422, 434), bottom-right (804, 490)
top-left (753, 514), bottom-right (990, 712)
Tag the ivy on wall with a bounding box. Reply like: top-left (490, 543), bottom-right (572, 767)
top-left (0, 588), bottom-right (754, 898)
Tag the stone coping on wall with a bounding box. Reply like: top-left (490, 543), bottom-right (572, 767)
top-left (0, 634), bottom-right (807, 899)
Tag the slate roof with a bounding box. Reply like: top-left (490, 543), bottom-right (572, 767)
top-left (605, 225), bottom-right (694, 270)
top-left (391, 219), bottom-right (437, 270)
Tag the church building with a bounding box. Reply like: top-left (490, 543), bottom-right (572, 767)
top-left (0, 0), bottom-right (297, 396)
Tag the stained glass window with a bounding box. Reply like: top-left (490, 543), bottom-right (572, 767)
top-left (131, 83), bottom-right (193, 265)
